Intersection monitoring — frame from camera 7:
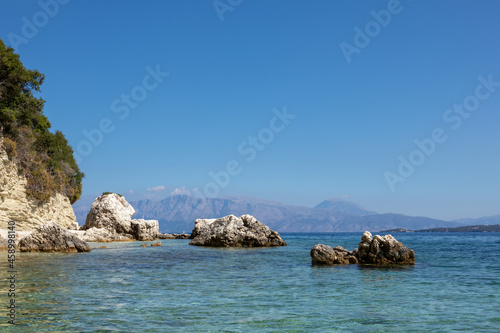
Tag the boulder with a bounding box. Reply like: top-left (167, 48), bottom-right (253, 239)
top-left (357, 231), bottom-right (415, 265)
top-left (83, 193), bottom-right (135, 234)
top-left (311, 231), bottom-right (415, 265)
top-left (131, 219), bottom-right (159, 241)
top-left (18, 221), bottom-right (90, 253)
top-left (310, 244), bottom-right (358, 265)
top-left (80, 193), bottom-right (159, 242)
top-left (150, 241), bottom-right (161, 247)
top-left (189, 214), bottom-right (286, 247)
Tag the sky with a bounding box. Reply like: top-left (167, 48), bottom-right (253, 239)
top-left (1, 0), bottom-right (500, 220)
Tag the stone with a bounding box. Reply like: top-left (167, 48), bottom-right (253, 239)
top-left (83, 193), bottom-right (135, 234)
top-left (150, 241), bottom-right (161, 247)
top-left (357, 233), bottom-right (415, 265)
top-left (79, 193), bottom-right (159, 242)
top-left (189, 214), bottom-right (286, 247)
top-left (0, 235), bottom-right (8, 251)
top-left (310, 231), bottom-right (415, 265)
top-left (18, 221), bottom-right (91, 253)
top-left (140, 244), bottom-right (148, 248)
top-left (361, 230), bottom-right (372, 243)
top-left (173, 233), bottom-right (190, 239)
top-left (69, 228), bottom-right (134, 243)
top-left (0, 139), bottom-right (77, 231)
top-left (310, 244), bottom-right (358, 265)
top-left (131, 219), bottom-right (159, 241)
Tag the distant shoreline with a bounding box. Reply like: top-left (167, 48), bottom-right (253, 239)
top-left (380, 224), bottom-right (500, 233)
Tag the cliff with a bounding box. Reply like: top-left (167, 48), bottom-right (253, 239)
top-left (0, 139), bottom-right (77, 231)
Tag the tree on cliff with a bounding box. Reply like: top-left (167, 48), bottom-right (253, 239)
top-left (0, 38), bottom-right (84, 203)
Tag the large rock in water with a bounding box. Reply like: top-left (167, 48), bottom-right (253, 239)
top-left (80, 193), bottom-right (159, 242)
top-left (19, 221), bottom-right (90, 252)
top-left (189, 214), bottom-right (286, 247)
top-left (83, 193), bottom-right (135, 234)
top-left (310, 244), bottom-right (358, 265)
top-left (131, 219), bottom-right (159, 241)
top-left (310, 231), bottom-right (415, 265)
top-left (356, 231), bottom-right (415, 264)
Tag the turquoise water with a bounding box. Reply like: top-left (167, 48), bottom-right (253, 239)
top-left (1, 233), bottom-right (499, 332)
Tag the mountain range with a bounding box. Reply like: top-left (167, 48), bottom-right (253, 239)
top-left (73, 194), bottom-right (499, 233)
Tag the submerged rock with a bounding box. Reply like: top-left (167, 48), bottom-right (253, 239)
top-left (189, 214), bottom-right (286, 247)
top-left (19, 221), bottom-right (91, 253)
top-left (150, 241), bottom-right (161, 247)
top-left (311, 231), bottom-right (415, 266)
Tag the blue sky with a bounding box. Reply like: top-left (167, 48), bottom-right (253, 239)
top-left (1, 0), bottom-right (500, 220)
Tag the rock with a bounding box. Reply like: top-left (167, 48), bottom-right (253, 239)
top-left (70, 228), bottom-right (134, 242)
top-left (94, 246), bottom-right (107, 249)
top-left (189, 214), bottom-right (286, 247)
top-left (173, 233), bottom-right (190, 239)
top-left (150, 241), bottom-right (161, 247)
top-left (18, 221), bottom-right (91, 253)
top-left (83, 193), bottom-right (135, 234)
top-left (80, 193), bottom-right (159, 242)
top-left (140, 244), bottom-right (148, 248)
top-left (131, 219), bottom-right (159, 241)
top-left (310, 244), bottom-right (358, 265)
top-left (357, 233), bottom-right (415, 265)
top-left (158, 233), bottom-right (174, 239)
top-left (159, 233), bottom-right (190, 239)
top-left (0, 235), bottom-right (8, 251)
top-left (361, 231), bottom-right (372, 243)
top-left (310, 231), bottom-right (415, 266)
top-left (0, 139), bottom-right (77, 231)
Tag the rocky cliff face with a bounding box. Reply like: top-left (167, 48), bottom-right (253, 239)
top-left (0, 140), bottom-right (77, 231)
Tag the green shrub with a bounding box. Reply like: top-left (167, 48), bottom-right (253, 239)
top-left (0, 38), bottom-right (84, 204)
top-left (3, 137), bottom-right (17, 159)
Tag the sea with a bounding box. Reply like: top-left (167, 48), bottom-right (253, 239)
top-left (1, 232), bottom-right (499, 332)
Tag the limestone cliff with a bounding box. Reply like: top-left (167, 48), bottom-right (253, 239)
top-left (0, 139), bottom-right (77, 231)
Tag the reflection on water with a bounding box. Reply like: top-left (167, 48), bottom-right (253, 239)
top-left (0, 234), bottom-right (499, 332)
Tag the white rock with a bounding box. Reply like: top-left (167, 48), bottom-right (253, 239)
top-left (0, 139), bottom-right (77, 231)
top-left (83, 193), bottom-right (135, 234)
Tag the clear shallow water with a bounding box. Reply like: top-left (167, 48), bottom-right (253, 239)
top-left (1, 232), bottom-right (499, 332)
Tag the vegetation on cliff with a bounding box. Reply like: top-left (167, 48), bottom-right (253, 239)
top-left (0, 38), bottom-right (83, 203)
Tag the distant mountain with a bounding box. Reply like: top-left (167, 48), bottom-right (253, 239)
top-left (129, 194), bottom-right (463, 233)
top-left (314, 198), bottom-right (376, 216)
top-left (452, 215), bottom-right (500, 226)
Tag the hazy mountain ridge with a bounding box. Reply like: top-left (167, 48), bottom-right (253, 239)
top-left (125, 194), bottom-right (466, 233)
